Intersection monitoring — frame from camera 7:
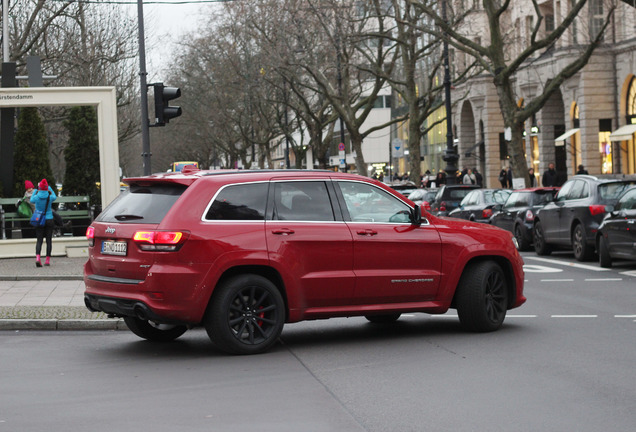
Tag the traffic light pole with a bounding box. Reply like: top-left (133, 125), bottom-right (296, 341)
top-left (137, 0), bottom-right (152, 175)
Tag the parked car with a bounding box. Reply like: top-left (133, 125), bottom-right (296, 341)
top-left (84, 169), bottom-right (525, 355)
top-left (491, 187), bottom-right (560, 251)
top-left (448, 188), bottom-right (512, 223)
top-left (385, 180), bottom-right (419, 198)
top-left (407, 188), bottom-right (438, 210)
top-left (429, 184), bottom-right (481, 216)
top-left (533, 175), bottom-right (636, 261)
top-left (596, 186), bottom-right (636, 268)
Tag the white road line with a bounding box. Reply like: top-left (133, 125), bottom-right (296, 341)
top-left (551, 315), bottom-right (598, 318)
top-left (615, 315), bottom-right (636, 318)
top-left (540, 279), bottom-right (574, 282)
top-left (585, 278), bottom-right (623, 282)
top-left (619, 270), bottom-right (636, 277)
top-left (525, 256), bottom-right (610, 272)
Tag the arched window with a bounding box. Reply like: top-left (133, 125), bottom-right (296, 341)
top-left (627, 76), bottom-right (636, 124)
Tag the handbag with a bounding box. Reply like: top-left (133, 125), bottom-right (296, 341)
top-left (17, 199), bottom-right (33, 218)
top-left (29, 193), bottom-right (50, 227)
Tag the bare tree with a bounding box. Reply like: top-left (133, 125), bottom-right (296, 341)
top-left (5, 0), bottom-right (139, 178)
top-left (409, 0), bottom-right (616, 186)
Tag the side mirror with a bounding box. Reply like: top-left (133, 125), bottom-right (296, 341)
top-left (411, 204), bottom-right (422, 225)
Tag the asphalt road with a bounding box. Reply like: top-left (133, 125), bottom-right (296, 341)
top-left (1, 251), bottom-right (635, 431)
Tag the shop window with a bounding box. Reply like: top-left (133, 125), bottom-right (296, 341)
top-left (599, 119), bottom-right (612, 174)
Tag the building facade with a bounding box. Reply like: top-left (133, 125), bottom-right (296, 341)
top-left (450, 1), bottom-right (636, 188)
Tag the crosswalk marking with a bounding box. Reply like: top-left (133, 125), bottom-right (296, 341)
top-left (524, 256), bottom-right (610, 272)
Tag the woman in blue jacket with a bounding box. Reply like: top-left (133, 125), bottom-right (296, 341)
top-left (30, 179), bottom-right (57, 267)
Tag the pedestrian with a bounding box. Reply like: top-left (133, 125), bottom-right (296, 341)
top-left (463, 168), bottom-right (476, 185)
top-left (30, 179), bottom-right (57, 267)
top-left (528, 168), bottom-right (536, 187)
top-left (576, 164), bottom-right (588, 175)
top-left (473, 168), bottom-right (483, 187)
top-left (434, 171), bottom-right (446, 187)
top-left (542, 163), bottom-right (558, 187)
top-left (498, 168), bottom-right (509, 188)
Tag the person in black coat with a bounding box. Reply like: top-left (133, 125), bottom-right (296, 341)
top-left (542, 163), bottom-right (558, 187)
top-left (498, 169), bottom-right (509, 188)
top-left (576, 164), bottom-right (589, 175)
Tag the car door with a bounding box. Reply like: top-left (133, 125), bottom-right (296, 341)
top-left (335, 180), bottom-right (442, 305)
top-left (494, 192), bottom-right (519, 231)
top-left (540, 181), bottom-right (573, 242)
top-left (265, 179), bottom-right (355, 309)
top-left (560, 179), bottom-right (588, 244)
top-left (607, 188), bottom-right (636, 257)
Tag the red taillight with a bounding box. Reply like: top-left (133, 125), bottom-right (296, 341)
top-left (423, 201), bottom-right (431, 211)
top-left (482, 208), bottom-right (493, 219)
top-left (589, 205), bottom-right (606, 216)
top-left (86, 226), bottom-right (95, 247)
top-left (133, 231), bottom-right (187, 251)
top-left (525, 209), bottom-right (534, 221)
top-left (440, 201), bottom-right (447, 212)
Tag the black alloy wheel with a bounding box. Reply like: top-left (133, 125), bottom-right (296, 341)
top-left (533, 221), bottom-right (552, 255)
top-left (205, 274), bottom-right (285, 355)
top-left (514, 224), bottom-right (530, 251)
top-left (572, 224), bottom-right (593, 261)
top-left (456, 261), bottom-right (508, 332)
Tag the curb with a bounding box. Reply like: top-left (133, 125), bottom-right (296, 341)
top-left (0, 276), bottom-right (83, 281)
top-left (0, 318), bottom-right (127, 331)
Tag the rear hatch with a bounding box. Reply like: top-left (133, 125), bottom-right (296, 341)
top-left (87, 183), bottom-right (188, 281)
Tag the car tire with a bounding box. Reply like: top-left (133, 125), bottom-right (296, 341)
top-left (365, 313), bottom-right (401, 324)
top-left (123, 317), bottom-right (187, 342)
top-left (533, 221), bottom-right (552, 256)
top-left (456, 261), bottom-right (508, 332)
top-left (572, 224), bottom-right (594, 262)
top-left (598, 235), bottom-right (612, 268)
top-left (205, 274), bottom-right (285, 355)
top-left (514, 224), bottom-right (531, 251)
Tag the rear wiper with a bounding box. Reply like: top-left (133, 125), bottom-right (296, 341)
top-left (114, 214), bottom-right (144, 221)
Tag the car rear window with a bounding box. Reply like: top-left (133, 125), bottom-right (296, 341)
top-left (97, 184), bottom-right (187, 224)
top-left (598, 181), bottom-right (636, 201)
top-left (448, 189), bottom-right (473, 200)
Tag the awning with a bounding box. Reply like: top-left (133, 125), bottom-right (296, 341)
top-left (554, 128), bottom-right (579, 146)
top-left (609, 124), bottom-right (636, 142)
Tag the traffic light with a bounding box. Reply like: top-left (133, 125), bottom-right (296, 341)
top-left (152, 82), bottom-right (182, 126)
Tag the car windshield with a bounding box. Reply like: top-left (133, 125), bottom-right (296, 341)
top-left (598, 181), bottom-right (636, 201)
top-left (484, 190), bottom-right (511, 204)
top-left (448, 189), bottom-right (473, 200)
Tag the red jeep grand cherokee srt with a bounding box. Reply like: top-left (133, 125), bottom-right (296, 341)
top-left (84, 169), bottom-right (525, 354)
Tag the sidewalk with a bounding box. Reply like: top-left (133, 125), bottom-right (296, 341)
top-left (0, 257), bottom-right (125, 330)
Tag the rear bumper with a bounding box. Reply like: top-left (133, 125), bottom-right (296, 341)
top-left (84, 293), bottom-right (188, 325)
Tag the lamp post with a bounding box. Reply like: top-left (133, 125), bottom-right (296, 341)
top-left (441, 0), bottom-right (458, 185)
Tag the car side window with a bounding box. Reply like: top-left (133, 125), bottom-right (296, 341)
top-left (568, 180), bottom-right (587, 200)
top-left (272, 181), bottom-right (335, 221)
top-left (512, 192), bottom-right (528, 207)
top-left (205, 183), bottom-right (268, 220)
top-left (617, 189), bottom-right (636, 210)
top-left (504, 192), bottom-right (519, 209)
top-left (556, 181), bottom-right (574, 202)
top-left (338, 181), bottom-right (411, 223)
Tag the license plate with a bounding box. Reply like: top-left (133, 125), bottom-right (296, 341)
top-left (101, 240), bottom-right (127, 256)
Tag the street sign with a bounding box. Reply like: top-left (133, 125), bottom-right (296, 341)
top-left (338, 142), bottom-right (345, 152)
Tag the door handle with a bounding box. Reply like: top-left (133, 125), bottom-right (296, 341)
top-left (357, 229), bottom-right (378, 236)
top-left (272, 228), bottom-right (295, 235)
